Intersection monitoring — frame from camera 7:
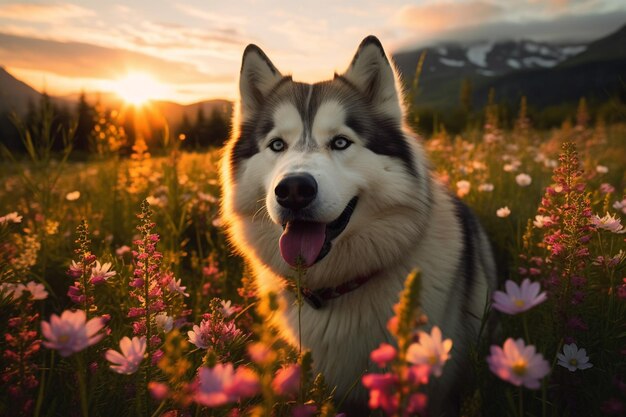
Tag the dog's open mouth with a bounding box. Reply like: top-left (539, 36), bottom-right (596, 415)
top-left (279, 197), bottom-right (358, 268)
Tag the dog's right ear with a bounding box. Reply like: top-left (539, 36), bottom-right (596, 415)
top-left (239, 45), bottom-right (283, 116)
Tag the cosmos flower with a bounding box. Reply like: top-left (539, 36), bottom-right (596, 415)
top-left (533, 215), bottom-right (552, 228)
top-left (590, 213), bottom-right (625, 234)
top-left (515, 173), bottom-right (532, 187)
top-left (0, 211), bottom-right (22, 224)
top-left (456, 180), bottom-right (471, 198)
top-left (66, 191), bottom-right (80, 201)
top-left (487, 338), bottom-right (550, 389)
top-left (220, 300), bottom-right (237, 318)
top-left (155, 312), bottom-right (173, 333)
top-left (596, 165), bottom-right (609, 174)
top-left (105, 336), bottom-right (146, 374)
top-left (25, 281), bottom-right (48, 300)
top-left (188, 320), bottom-right (211, 349)
top-left (492, 279), bottom-right (547, 315)
top-left (90, 261), bottom-right (116, 284)
top-left (195, 363), bottom-right (259, 407)
top-left (272, 364), bottom-right (301, 397)
top-left (478, 183), bottom-right (494, 192)
top-left (406, 326), bottom-right (452, 377)
top-left (557, 343), bottom-right (593, 372)
top-left (613, 198), bottom-right (626, 214)
top-left (41, 310), bottom-right (105, 357)
top-left (496, 206), bottom-right (511, 218)
top-left (167, 277), bottom-right (189, 297)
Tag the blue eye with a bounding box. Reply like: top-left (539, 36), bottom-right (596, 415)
top-left (268, 138), bottom-right (286, 152)
top-left (330, 136), bottom-right (352, 150)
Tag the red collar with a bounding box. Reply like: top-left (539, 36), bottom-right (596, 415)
top-left (293, 274), bottom-right (374, 309)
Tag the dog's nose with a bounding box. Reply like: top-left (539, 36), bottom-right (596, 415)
top-left (275, 174), bottom-right (318, 210)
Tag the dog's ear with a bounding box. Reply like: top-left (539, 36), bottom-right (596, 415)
top-left (239, 45), bottom-right (283, 117)
top-left (341, 36), bottom-right (403, 122)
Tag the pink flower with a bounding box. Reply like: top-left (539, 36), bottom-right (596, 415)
top-left (89, 261), bottom-right (116, 284)
top-left (67, 261), bottom-right (83, 278)
top-left (370, 343), bottom-right (397, 368)
top-left (362, 373), bottom-right (398, 414)
top-left (167, 277), bottom-right (189, 297)
top-left (515, 173), bottom-right (532, 187)
top-left (220, 300), bottom-right (237, 318)
top-left (25, 281), bottom-right (48, 300)
top-left (271, 364), bottom-right (301, 397)
top-left (105, 336), bottom-right (146, 374)
top-left (591, 212), bottom-right (625, 234)
top-left (148, 382), bottom-right (169, 400)
top-left (188, 321), bottom-right (211, 349)
top-left (496, 206), bottom-right (511, 218)
top-left (195, 363), bottom-right (259, 407)
top-left (41, 310), bottom-right (105, 357)
top-left (492, 279), bottom-right (547, 315)
top-left (0, 211), bottom-right (22, 224)
top-left (487, 338), bottom-right (550, 389)
top-left (406, 326), bottom-right (452, 377)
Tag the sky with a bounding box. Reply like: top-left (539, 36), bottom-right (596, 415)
top-left (0, 0), bottom-right (625, 104)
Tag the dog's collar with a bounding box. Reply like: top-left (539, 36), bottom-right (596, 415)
top-left (287, 273), bottom-right (373, 309)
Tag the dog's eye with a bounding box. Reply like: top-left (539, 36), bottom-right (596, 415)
top-left (268, 138), bottom-right (286, 152)
top-left (330, 136), bottom-right (352, 151)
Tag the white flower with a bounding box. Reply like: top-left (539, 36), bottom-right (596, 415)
top-left (478, 183), bottom-right (494, 192)
top-left (497, 206), bottom-right (511, 218)
top-left (591, 213), bottom-right (625, 234)
top-left (155, 313), bottom-right (174, 333)
top-left (456, 180), bottom-right (471, 198)
top-left (557, 343), bottom-right (593, 372)
top-left (515, 173), bottom-right (532, 187)
top-left (596, 165), bottom-right (608, 174)
top-left (66, 191), bottom-right (80, 201)
top-left (533, 215), bottom-right (552, 229)
top-left (0, 212), bottom-right (23, 224)
top-left (406, 326), bottom-right (453, 377)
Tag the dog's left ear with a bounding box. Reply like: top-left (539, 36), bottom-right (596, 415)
top-left (341, 36), bottom-right (403, 122)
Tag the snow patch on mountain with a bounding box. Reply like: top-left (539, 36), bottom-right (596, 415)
top-left (467, 42), bottom-right (493, 67)
top-left (439, 57), bottom-right (465, 67)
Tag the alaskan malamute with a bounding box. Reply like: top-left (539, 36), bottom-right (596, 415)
top-left (220, 36), bottom-right (496, 415)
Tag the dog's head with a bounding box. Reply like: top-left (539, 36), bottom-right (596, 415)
top-left (221, 36), bottom-right (425, 277)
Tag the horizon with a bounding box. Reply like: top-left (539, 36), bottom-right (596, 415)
top-left (1, 0), bottom-right (625, 105)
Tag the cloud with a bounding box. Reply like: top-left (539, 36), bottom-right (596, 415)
top-left (395, 1), bottom-right (504, 35)
top-left (0, 32), bottom-right (232, 85)
top-left (0, 2), bottom-right (94, 22)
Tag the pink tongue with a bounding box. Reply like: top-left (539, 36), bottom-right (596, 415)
top-left (279, 222), bottom-right (326, 267)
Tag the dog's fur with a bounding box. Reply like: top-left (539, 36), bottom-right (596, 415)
top-left (220, 36), bottom-right (496, 415)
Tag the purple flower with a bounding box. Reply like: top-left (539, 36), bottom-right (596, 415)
top-left (105, 336), bottom-right (146, 374)
top-left (492, 279), bottom-right (547, 315)
top-left (41, 310), bottom-right (105, 357)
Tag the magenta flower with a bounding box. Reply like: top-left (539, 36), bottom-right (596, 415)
top-left (370, 343), bottom-right (397, 368)
top-left (362, 372), bottom-right (399, 415)
top-left (487, 338), bottom-right (550, 389)
top-left (41, 310), bottom-right (105, 357)
top-left (195, 363), bottom-right (259, 407)
top-left (105, 336), bottom-right (147, 374)
top-left (492, 279), bottom-right (547, 315)
top-left (271, 364), bottom-right (301, 397)
top-left (406, 326), bottom-right (452, 377)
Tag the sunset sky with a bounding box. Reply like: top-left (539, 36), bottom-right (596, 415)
top-left (1, 0), bottom-right (625, 104)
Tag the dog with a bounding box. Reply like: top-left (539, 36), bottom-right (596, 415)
top-left (220, 35), bottom-right (497, 415)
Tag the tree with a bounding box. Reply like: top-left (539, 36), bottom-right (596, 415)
top-left (74, 92), bottom-right (96, 153)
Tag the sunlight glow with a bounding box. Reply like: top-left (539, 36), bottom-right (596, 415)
top-left (111, 72), bottom-right (168, 106)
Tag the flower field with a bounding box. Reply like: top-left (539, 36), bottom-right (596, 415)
top-left (1, 103), bottom-right (625, 417)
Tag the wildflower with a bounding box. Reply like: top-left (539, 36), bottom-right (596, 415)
top-left (271, 364), bottom-right (301, 397)
top-left (188, 320), bottom-right (211, 349)
top-left (155, 312), bottom-right (174, 333)
top-left (503, 162), bottom-right (519, 172)
top-left (25, 281), bottom-right (48, 300)
top-left (613, 198), bottom-right (626, 214)
top-left (487, 338), bottom-right (550, 389)
top-left (492, 279), bottom-right (547, 315)
top-left (515, 173), bottom-right (532, 187)
top-left (456, 180), bottom-right (471, 198)
top-left (600, 183), bottom-right (615, 194)
top-left (591, 213), bottom-right (625, 234)
top-left (248, 342), bottom-right (273, 364)
top-left (66, 191), bottom-right (80, 201)
top-left (596, 165), bottom-right (609, 174)
top-left (148, 382), bottom-right (170, 400)
top-left (370, 343), bottom-right (397, 368)
top-left (533, 215), bottom-right (552, 228)
top-left (406, 326), bottom-right (452, 377)
top-left (496, 206), bottom-right (511, 218)
top-left (115, 245), bottom-right (131, 257)
top-left (195, 363), bottom-right (259, 407)
top-left (362, 372), bottom-right (399, 415)
top-left (220, 300), bottom-right (237, 318)
top-left (167, 277), bottom-right (189, 297)
top-left (41, 310), bottom-right (105, 357)
top-left (557, 343), bottom-right (593, 372)
top-left (90, 261), bottom-right (116, 284)
top-left (0, 211), bottom-right (22, 224)
top-left (105, 336), bottom-right (146, 374)
top-left (0, 282), bottom-right (26, 300)
top-left (67, 260), bottom-right (83, 278)
top-left (478, 183), bottom-right (494, 192)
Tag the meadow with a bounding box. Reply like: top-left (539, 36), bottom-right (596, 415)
top-left (0, 99), bottom-right (625, 417)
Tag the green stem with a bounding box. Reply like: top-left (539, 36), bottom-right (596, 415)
top-left (518, 385), bottom-right (524, 417)
top-left (522, 314), bottom-right (531, 344)
top-left (75, 354), bottom-right (89, 417)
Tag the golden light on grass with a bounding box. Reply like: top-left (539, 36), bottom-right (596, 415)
top-left (111, 72), bottom-right (168, 106)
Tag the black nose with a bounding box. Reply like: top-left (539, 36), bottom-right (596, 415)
top-left (275, 174), bottom-right (318, 210)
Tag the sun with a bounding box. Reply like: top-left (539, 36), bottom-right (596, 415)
top-left (112, 72), bottom-right (167, 106)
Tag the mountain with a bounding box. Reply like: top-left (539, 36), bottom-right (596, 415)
top-left (0, 67), bottom-right (42, 115)
top-left (392, 24), bottom-right (626, 110)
